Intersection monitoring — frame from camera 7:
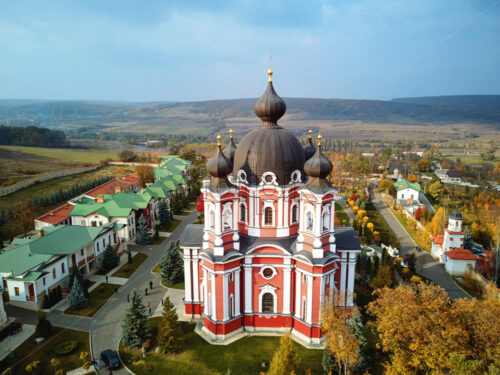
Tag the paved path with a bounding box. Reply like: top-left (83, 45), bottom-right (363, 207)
top-left (372, 192), bottom-right (469, 300)
top-left (0, 324), bottom-right (35, 361)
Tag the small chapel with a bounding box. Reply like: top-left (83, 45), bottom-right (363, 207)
top-left (179, 69), bottom-right (361, 347)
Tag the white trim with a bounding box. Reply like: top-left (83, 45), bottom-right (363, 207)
top-left (244, 265), bottom-right (252, 313)
top-left (283, 266), bottom-right (291, 314)
top-left (306, 275), bottom-right (313, 323)
top-left (258, 284), bottom-right (278, 313)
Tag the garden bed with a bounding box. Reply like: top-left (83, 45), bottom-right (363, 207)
top-left (119, 320), bottom-right (323, 375)
top-left (112, 253), bottom-right (148, 278)
top-left (64, 283), bottom-right (120, 317)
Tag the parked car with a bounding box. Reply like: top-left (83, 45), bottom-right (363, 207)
top-left (100, 350), bottom-right (121, 369)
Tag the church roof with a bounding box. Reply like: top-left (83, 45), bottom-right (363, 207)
top-left (445, 247), bottom-right (477, 260)
top-left (394, 179), bottom-right (421, 192)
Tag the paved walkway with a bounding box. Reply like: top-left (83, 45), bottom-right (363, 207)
top-left (372, 192), bottom-right (469, 300)
top-left (0, 324), bottom-right (35, 361)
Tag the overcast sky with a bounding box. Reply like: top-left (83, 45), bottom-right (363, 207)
top-left (1, 0), bottom-right (499, 101)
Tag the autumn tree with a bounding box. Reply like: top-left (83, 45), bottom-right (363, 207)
top-left (407, 173), bottom-right (417, 183)
top-left (267, 335), bottom-right (299, 375)
top-left (367, 282), bottom-right (467, 374)
top-left (427, 207), bottom-right (445, 236)
top-left (13, 200), bottom-right (34, 237)
top-left (370, 265), bottom-right (393, 289)
top-left (321, 297), bottom-right (362, 375)
top-left (157, 296), bottom-right (182, 353)
top-left (135, 165), bottom-right (155, 188)
top-left (428, 180), bottom-right (444, 200)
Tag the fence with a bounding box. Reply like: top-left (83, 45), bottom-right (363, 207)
top-left (0, 165), bottom-right (101, 197)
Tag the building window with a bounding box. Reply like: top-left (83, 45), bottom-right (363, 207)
top-left (306, 212), bottom-right (313, 230)
top-left (223, 210), bottom-right (232, 230)
top-left (239, 204), bottom-right (246, 223)
top-left (81, 220), bottom-right (85, 225)
top-left (402, 194), bottom-right (405, 199)
top-left (262, 293), bottom-right (274, 313)
top-left (322, 211), bottom-right (330, 231)
top-left (97, 243), bottom-right (100, 251)
top-left (80, 249), bottom-right (84, 256)
top-left (292, 205), bottom-right (298, 223)
top-left (229, 294), bottom-right (234, 318)
top-left (265, 175), bottom-right (273, 183)
top-left (302, 297), bottom-right (307, 320)
top-left (43, 277), bottom-right (46, 286)
top-left (14, 287), bottom-right (20, 296)
top-left (264, 207), bottom-right (273, 226)
top-left (303, 274), bottom-right (307, 285)
top-left (52, 268), bottom-right (56, 279)
top-left (61, 263), bottom-right (65, 274)
top-left (209, 210), bottom-right (215, 229)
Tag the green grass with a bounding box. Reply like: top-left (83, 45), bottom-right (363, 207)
top-left (64, 283), bottom-right (120, 317)
top-left (119, 320), bottom-right (323, 375)
top-left (335, 202), bottom-right (350, 225)
top-left (159, 219), bottom-right (182, 232)
top-left (365, 203), bottom-right (399, 248)
top-left (0, 326), bottom-right (90, 375)
top-left (0, 145), bottom-right (118, 163)
top-left (161, 281), bottom-right (185, 290)
top-left (392, 210), bottom-right (430, 251)
top-left (112, 253), bottom-right (148, 278)
top-left (151, 236), bottom-right (167, 245)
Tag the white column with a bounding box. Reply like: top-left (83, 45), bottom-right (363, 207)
top-left (315, 202), bottom-right (322, 236)
top-left (340, 254), bottom-right (347, 306)
top-left (278, 194), bottom-right (283, 228)
top-left (249, 192), bottom-right (254, 227)
top-left (244, 264), bottom-right (253, 313)
top-left (203, 268), bottom-right (208, 311)
top-left (211, 272), bottom-right (216, 320)
top-left (347, 253), bottom-right (356, 306)
top-left (215, 201), bottom-right (222, 235)
top-left (223, 273), bottom-right (229, 321)
top-left (235, 269), bottom-right (241, 316)
top-left (295, 270), bottom-right (302, 316)
top-left (193, 254), bottom-right (199, 301)
top-left (184, 250), bottom-right (192, 302)
top-left (284, 196), bottom-right (289, 226)
top-left (306, 275), bottom-right (313, 324)
top-left (320, 276), bottom-right (326, 307)
top-left (329, 272), bottom-right (335, 301)
top-left (283, 263), bottom-right (291, 314)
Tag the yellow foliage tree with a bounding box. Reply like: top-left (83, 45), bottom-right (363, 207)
top-left (267, 335), bottom-right (299, 375)
top-left (427, 207), bottom-right (445, 236)
top-left (407, 174), bottom-right (417, 182)
top-left (370, 265), bottom-right (393, 289)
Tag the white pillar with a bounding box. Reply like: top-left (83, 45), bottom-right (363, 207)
top-left (340, 253), bottom-right (347, 306)
top-left (244, 264), bottom-right (252, 313)
top-left (320, 275), bottom-right (326, 307)
top-left (184, 250), bottom-right (192, 302)
top-left (295, 270), bottom-right (302, 316)
top-left (347, 253), bottom-right (356, 306)
top-left (193, 254), bottom-right (199, 302)
top-left (329, 272), bottom-right (335, 301)
top-left (215, 201), bottom-right (222, 235)
top-left (211, 272), bottom-right (216, 320)
top-left (306, 275), bottom-right (313, 323)
top-left (283, 264), bottom-right (291, 314)
top-left (203, 268), bottom-right (208, 312)
top-left (278, 194), bottom-right (283, 228)
top-left (235, 269), bottom-right (241, 316)
top-left (249, 192), bottom-right (254, 227)
top-left (223, 273), bottom-right (229, 321)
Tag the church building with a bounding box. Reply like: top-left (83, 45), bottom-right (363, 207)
top-left (179, 70), bottom-right (360, 347)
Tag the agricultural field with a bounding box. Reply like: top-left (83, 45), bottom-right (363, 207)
top-left (0, 145), bottom-right (119, 186)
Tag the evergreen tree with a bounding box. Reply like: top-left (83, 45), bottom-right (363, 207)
top-left (69, 277), bottom-right (88, 310)
top-left (171, 193), bottom-right (183, 215)
top-left (159, 200), bottom-right (169, 227)
top-left (121, 290), bottom-right (150, 349)
top-left (102, 243), bottom-right (119, 270)
top-left (68, 265), bottom-right (88, 298)
top-left (159, 242), bottom-right (183, 285)
top-left (35, 311), bottom-right (52, 338)
top-left (135, 213), bottom-right (152, 245)
top-left (322, 347), bottom-right (339, 374)
top-left (267, 335), bottom-right (299, 375)
top-left (463, 226), bottom-right (473, 250)
top-left (157, 296), bottom-right (181, 353)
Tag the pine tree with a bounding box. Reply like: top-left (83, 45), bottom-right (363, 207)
top-left (159, 242), bottom-right (183, 286)
top-left (69, 277), bottom-right (88, 310)
top-left (159, 200), bottom-right (169, 227)
top-left (136, 213), bottom-right (152, 245)
top-left (102, 243), bottom-right (119, 270)
top-left (121, 290), bottom-right (151, 349)
top-left (463, 226), bottom-right (473, 250)
top-left (69, 265), bottom-right (88, 298)
top-left (157, 296), bottom-right (181, 353)
top-left (267, 335), bottom-right (299, 375)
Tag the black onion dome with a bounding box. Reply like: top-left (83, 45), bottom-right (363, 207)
top-left (304, 135), bottom-right (333, 179)
top-left (304, 130), bottom-right (316, 161)
top-left (254, 69), bottom-right (286, 128)
top-left (232, 70), bottom-right (305, 186)
top-left (207, 136), bottom-right (233, 178)
top-left (223, 130), bottom-right (237, 163)
top-left (449, 209), bottom-right (463, 220)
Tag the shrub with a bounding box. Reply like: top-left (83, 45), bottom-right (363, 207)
top-left (35, 311), bottom-right (52, 338)
top-left (54, 341), bottom-right (78, 355)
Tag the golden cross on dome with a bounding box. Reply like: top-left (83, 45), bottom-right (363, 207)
top-left (229, 129), bottom-right (233, 139)
top-left (308, 129), bottom-right (312, 139)
top-left (217, 134), bottom-right (221, 146)
top-left (317, 134), bottom-right (322, 147)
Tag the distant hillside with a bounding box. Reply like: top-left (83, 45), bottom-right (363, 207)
top-left (0, 95), bottom-right (498, 134)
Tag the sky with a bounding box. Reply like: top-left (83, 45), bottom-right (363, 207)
top-left (1, 0), bottom-right (499, 102)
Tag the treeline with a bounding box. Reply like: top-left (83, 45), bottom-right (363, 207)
top-left (0, 125), bottom-right (68, 148)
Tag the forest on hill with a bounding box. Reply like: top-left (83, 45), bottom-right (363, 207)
top-left (0, 125), bottom-right (68, 147)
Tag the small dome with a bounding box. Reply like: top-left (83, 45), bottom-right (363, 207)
top-left (207, 135), bottom-right (233, 178)
top-left (254, 77), bottom-right (286, 127)
top-left (304, 130), bottom-right (315, 161)
top-left (223, 129), bottom-right (237, 163)
top-left (449, 209), bottom-right (463, 221)
top-left (304, 135), bottom-right (332, 179)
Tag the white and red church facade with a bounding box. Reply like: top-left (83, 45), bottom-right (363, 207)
top-left (180, 70), bottom-right (360, 347)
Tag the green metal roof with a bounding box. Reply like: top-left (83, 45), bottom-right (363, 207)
top-left (394, 179), bottom-right (421, 192)
top-left (70, 192), bottom-right (151, 218)
top-left (6, 271), bottom-right (44, 282)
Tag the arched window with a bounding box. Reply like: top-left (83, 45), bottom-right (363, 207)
top-left (239, 203), bottom-right (246, 223)
top-left (262, 293), bottom-right (274, 313)
top-left (209, 210), bottom-right (215, 229)
top-left (322, 211), bottom-right (330, 231)
top-left (306, 212), bottom-right (313, 230)
top-left (291, 204), bottom-right (298, 223)
top-left (61, 263), bottom-right (65, 274)
top-left (229, 294), bottom-right (234, 318)
top-left (302, 297), bottom-right (307, 320)
top-left (52, 268), bottom-right (56, 279)
top-left (264, 207), bottom-right (273, 225)
top-left (223, 209), bottom-right (232, 230)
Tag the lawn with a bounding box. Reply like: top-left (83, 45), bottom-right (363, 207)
top-left (161, 281), bottom-right (185, 290)
top-left (335, 202), bottom-right (350, 226)
top-left (64, 283), bottom-right (120, 317)
top-left (119, 320), bottom-right (323, 375)
top-left (112, 253), bottom-right (148, 278)
top-left (151, 236), bottom-right (167, 245)
top-left (0, 326), bottom-right (90, 375)
top-left (365, 203), bottom-right (399, 248)
top-left (0, 145), bottom-right (118, 163)
top-left (159, 219), bottom-right (182, 232)
top-left (392, 210), bottom-right (430, 251)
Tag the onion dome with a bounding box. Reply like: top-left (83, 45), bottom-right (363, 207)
top-left (253, 69), bottom-right (287, 128)
top-left (207, 134), bottom-right (235, 192)
top-left (449, 209), bottom-right (463, 221)
top-left (223, 129), bottom-right (237, 163)
top-left (304, 130), bottom-right (316, 161)
top-left (232, 70), bottom-right (305, 185)
top-left (304, 135), bottom-right (334, 193)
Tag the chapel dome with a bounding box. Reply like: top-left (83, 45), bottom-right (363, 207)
top-left (232, 70), bottom-right (305, 185)
top-left (207, 135), bottom-right (233, 178)
top-left (304, 130), bottom-right (316, 161)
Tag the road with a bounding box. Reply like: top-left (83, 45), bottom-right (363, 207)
top-left (372, 192), bottom-right (469, 300)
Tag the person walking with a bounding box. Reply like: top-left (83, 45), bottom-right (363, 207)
top-left (145, 288), bottom-right (148, 296)
top-left (114, 287), bottom-right (118, 295)
top-left (127, 293), bottom-right (130, 303)
top-left (161, 298), bottom-right (164, 306)
top-left (149, 280), bottom-right (153, 290)
top-left (105, 275), bottom-right (109, 284)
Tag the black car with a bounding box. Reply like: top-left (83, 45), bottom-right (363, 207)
top-left (100, 349), bottom-right (121, 369)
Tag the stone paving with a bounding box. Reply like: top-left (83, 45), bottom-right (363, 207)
top-left (0, 323), bottom-right (35, 361)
